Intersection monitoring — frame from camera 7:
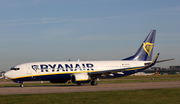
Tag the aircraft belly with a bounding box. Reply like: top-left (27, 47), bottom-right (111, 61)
top-left (13, 74), bottom-right (71, 81)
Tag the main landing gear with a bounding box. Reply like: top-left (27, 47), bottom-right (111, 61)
top-left (76, 79), bottom-right (98, 86)
top-left (14, 80), bottom-right (24, 87)
top-left (91, 79), bottom-right (98, 86)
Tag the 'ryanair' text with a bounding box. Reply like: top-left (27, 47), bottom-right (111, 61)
top-left (32, 63), bottom-right (94, 72)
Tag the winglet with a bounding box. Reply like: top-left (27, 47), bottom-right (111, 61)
top-left (145, 53), bottom-right (160, 66)
top-left (145, 53), bottom-right (175, 67)
top-left (152, 53), bottom-right (160, 65)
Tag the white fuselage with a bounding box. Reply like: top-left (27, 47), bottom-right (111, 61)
top-left (5, 60), bottom-right (149, 80)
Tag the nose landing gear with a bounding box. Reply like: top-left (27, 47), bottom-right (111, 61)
top-left (14, 80), bottom-right (24, 87)
top-left (20, 83), bottom-right (24, 87)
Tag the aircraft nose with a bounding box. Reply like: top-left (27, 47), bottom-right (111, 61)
top-left (4, 71), bottom-right (12, 79)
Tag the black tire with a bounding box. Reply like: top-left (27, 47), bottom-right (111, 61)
top-left (91, 80), bottom-right (98, 86)
top-left (20, 84), bottom-right (24, 87)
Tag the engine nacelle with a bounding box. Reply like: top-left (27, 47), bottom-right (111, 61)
top-left (71, 73), bottom-right (91, 83)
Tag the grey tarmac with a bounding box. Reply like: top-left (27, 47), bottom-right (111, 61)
top-left (0, 81), bottom-right (180, 95)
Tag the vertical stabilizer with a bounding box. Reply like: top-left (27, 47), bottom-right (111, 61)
top-left (123, 30), bottom-right (156, 61)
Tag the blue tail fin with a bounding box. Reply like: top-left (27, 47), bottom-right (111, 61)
top-left (123, 30), bottom-right (156, 61)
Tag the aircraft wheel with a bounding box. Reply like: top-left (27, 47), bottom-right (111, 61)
top-left (20, 84), bottom-right (24, 87)
top-left (91, 80), bottom-right (98, 86)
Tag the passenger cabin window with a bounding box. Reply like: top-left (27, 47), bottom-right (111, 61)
top-left (10, 68), bottom-right (20, 71)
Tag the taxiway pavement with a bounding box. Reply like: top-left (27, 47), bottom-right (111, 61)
top-left (0, 81), bottom-right (180, 95)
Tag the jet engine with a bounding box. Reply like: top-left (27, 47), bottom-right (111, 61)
top-left (71, 73), bottom-right (91, 85)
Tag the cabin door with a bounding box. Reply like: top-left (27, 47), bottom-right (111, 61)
top-left (27, 65), bottom-right (32, 75)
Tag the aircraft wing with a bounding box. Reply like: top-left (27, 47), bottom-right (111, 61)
top-left (89, 53), bottom-right (161, 77)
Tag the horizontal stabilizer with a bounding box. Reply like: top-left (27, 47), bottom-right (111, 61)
top-left (156, 58), bottom-right (175, 63)
top-left (145, 54), bottom-right (175, 66)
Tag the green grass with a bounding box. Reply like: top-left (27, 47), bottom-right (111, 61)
top-left (115, 74), bottom-right (180, 79)
top-left (0, 82), bottom-right (76, 87)
top-left (99, 77), bottom-right (180, 83)
top-left (0, 79), bottom-right (11, 82)
top-left (1, 74), bottom-right (180, 87)
top-left (1, 75), bottom-right (180, 104)
top-left (1, 88), bottom-right (180, 104)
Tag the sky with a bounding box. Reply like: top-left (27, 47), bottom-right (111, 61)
top-left (0, 0), bottom-right (180, 71)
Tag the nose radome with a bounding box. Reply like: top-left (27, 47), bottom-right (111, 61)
top-left (4, 71), bottom-right (12, 79)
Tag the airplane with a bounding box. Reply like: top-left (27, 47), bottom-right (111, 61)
top-left (0, 76), bottom-right (5, 79)
top-left (131, 70), bottom-right (159, 76)
top-left (4, 30), bottom-right (174, 87)
top-left (154, 70), bottom-right (159, 75)
top-left (0, 72), bottom-right (4, 79)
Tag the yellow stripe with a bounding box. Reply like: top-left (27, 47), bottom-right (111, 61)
top-left (152, 54), bottom-right (159, 63)
top-left (76, 79), bottom-right (91, 81)
top-left (124, 66), bottom-right (145, 71)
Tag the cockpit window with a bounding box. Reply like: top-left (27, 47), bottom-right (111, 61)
top-left (10, 68), bottom-right (20, 70)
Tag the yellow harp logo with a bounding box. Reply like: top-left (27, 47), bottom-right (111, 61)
top-left (143, 42), bottom-right (154, 56)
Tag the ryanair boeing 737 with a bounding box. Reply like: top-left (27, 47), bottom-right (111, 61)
top-left (4, 30), bottom-right (174, 87)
